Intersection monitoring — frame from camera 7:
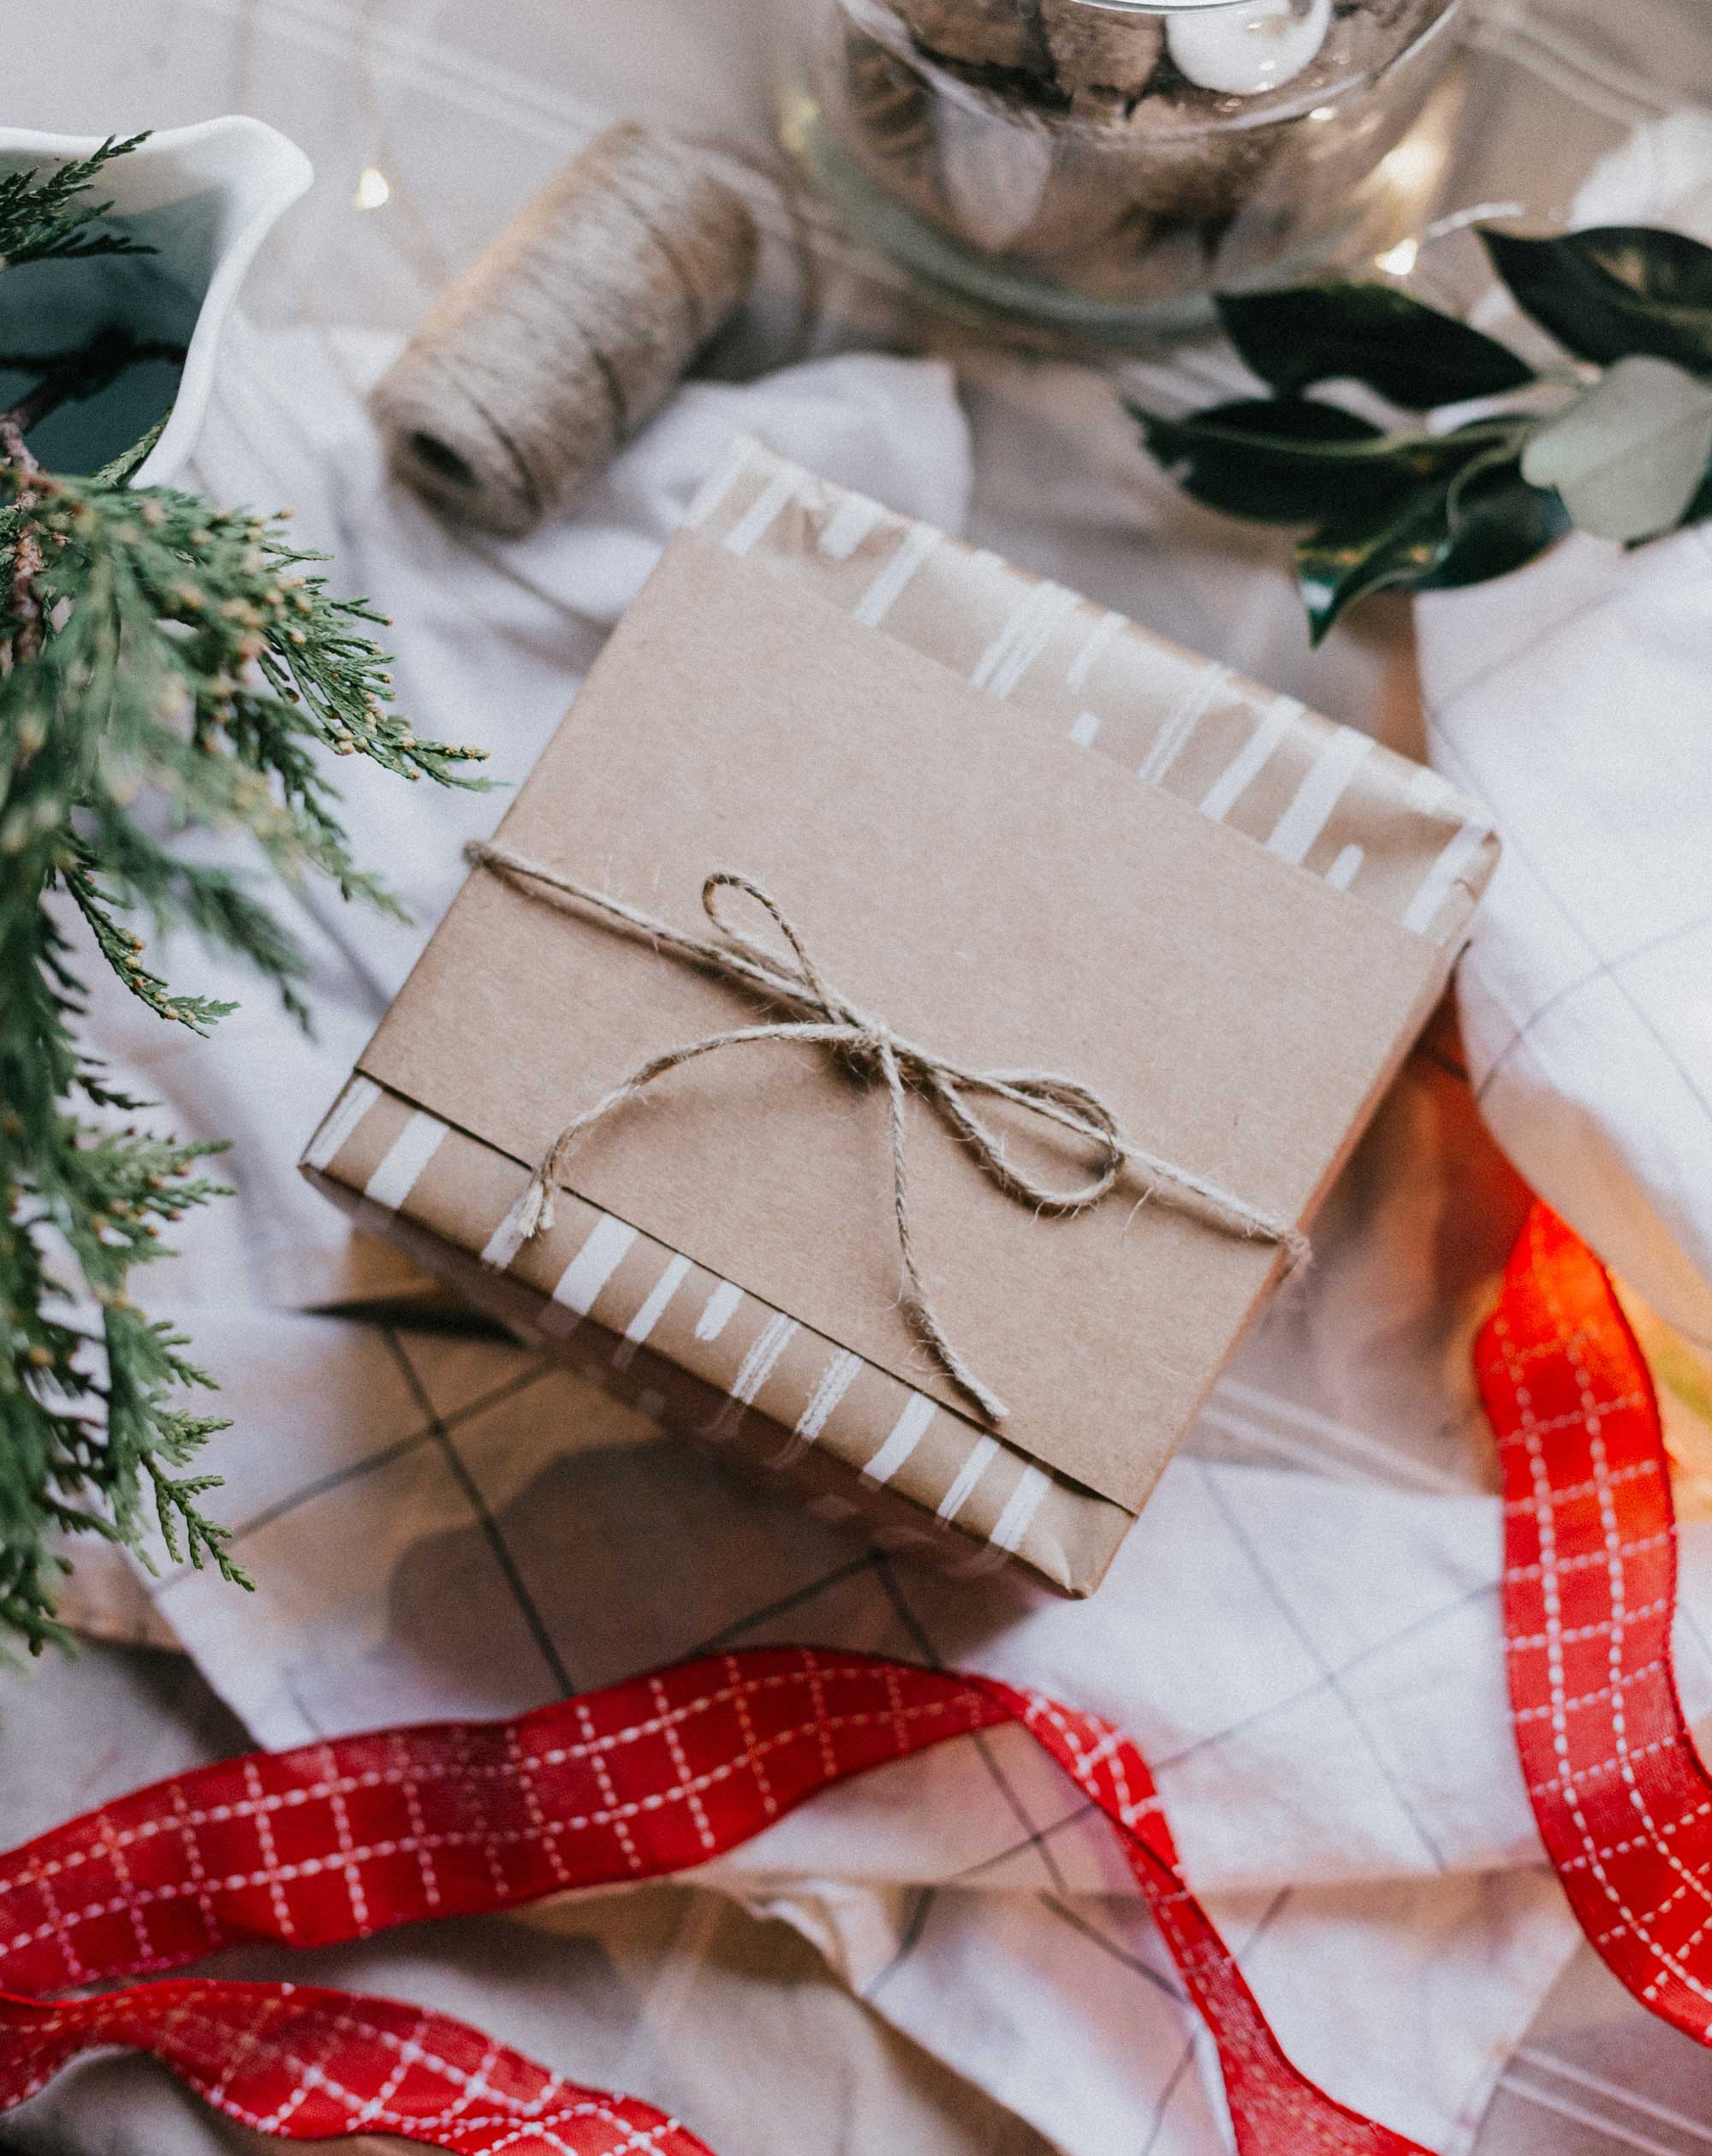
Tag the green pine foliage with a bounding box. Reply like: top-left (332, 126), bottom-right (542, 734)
top-left (0, 134), bottom-right (153, 270)
top-left (0, 136), bottom-right (486, 1651)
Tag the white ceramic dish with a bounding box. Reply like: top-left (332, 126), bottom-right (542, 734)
top-left (0, 117), bottom-right (312, 484)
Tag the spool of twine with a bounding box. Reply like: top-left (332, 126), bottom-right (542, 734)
top-left (372, 123), bottom-right (760, 538)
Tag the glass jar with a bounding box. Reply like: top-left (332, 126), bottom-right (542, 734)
top-left (771, 0), bottom-right (1467, 344)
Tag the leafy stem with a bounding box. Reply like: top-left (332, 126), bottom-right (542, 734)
top-left (0, 133), bottom-right (488, 1652)
top-left (1133, 223), bottom-right (1712, 638)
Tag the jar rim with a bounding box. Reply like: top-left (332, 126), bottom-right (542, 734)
top-left (1064, 0), bottom-right (1306, 12)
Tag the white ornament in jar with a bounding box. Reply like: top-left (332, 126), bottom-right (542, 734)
top-left (1167, 0), bottom-right (1334, 95)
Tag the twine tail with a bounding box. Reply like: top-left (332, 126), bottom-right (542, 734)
top-left (516, 1171), bottom-right (555, 1241)
top-left (883, 1042), bottom-right (1010, 1427)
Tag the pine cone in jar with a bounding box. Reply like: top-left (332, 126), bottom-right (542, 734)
top-left (1039, 0), bottom-right (1166, 114)
top-left (884, 0), bottom-right (1055, 82)
top-left (1106, 85), bottom-right (1287, 223)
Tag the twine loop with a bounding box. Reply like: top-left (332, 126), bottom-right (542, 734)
top-left (467, 840), bottom-right (1308, 1426)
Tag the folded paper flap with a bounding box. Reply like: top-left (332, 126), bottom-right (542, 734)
top-left (360, 532), bottom-right (1444, 1511)
top-left (687, 439), bottom-right (1500, 948)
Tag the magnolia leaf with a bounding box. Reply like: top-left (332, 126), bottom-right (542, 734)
top-left (1418, 456), bottom-right (1571, 589)
top-left (1217, 282), bottom-right (1535, 408)
top-left (1132, 397), bottom-right (1470, 525)
top-left (1520, 354), bottom-right (1712, 542)
top-left (1484, 225), bottom-right (1712, 371)
top-left (1298, 485), bottom-right (1459, 643)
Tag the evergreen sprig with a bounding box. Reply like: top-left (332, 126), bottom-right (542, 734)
top-left (0, 135), bottom-right (486, 1651)
top-left (0, 135), bottom-right (153, 270)
top-left (1133, 225), bottom-right (1712, 640)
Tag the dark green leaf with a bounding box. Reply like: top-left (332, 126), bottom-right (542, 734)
top-left (1418, 455), bottom-right (1571, 589)
top-left (1133, 396), bottom-right (1457, 526)
top-left (1298, 484), bottom-right (1458, 643)
top-left (1297, 444), bottom-right (1568, 638)
top-left (1483, 225), bottom-right (1712, 371)
top-left (1218, 282), bottom-right (1537, 408)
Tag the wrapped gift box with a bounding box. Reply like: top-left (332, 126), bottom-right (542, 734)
top-left (302, 438), bottom-right (1498, 1595)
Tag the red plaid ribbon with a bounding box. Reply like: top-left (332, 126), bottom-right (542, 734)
top-left (1, 1201), bottom-right (1703, 2152)
top-left (1477, 1201), bottom-right (1712, 2040)
top-left (0, 1648), bottom-right (1427, 2152)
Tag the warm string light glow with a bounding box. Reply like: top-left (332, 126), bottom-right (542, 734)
top-left (1376, 236), bottom-right (1421, 275)
top-left (354, 164), bottom-right (390, 211)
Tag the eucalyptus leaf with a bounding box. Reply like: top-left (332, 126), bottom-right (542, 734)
top-left (1484, 225), bottom-right (1712, 372)
top-left (1520, 354), bottom-right (1712, 542)
top-left (1132, 396), bottom-right (1463, 526)
top-left (1217, 282), bottom-right (1535, 408)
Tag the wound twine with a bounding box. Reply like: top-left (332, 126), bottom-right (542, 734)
top-left (467, 839), bottom-right (1310, 1427)
top-left (372, 124), bottom-right (760, 538)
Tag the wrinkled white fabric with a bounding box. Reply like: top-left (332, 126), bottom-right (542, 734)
top-left (1420, 110), bottom-right (1712, 1349)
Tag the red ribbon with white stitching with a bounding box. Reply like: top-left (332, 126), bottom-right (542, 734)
top-left (0, 1648), bottom-right (1426, 2152)
top-left (1477, 1200), bottom-right (1712, 2040)
top-left (2, 1199), bottom-right (1703, 2153)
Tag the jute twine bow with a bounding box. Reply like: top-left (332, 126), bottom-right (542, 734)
top-left (467, 840), bottom-right (1309, 1426)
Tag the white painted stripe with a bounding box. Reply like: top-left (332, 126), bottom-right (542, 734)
top-left (681, 434), bottom-right (756, 531)
top-left (694, 1279), bottom-right (745, 1343)
top-left (794, 1350), bottom-right (864, 1444)
top-left (480, 1187), bottom-right (538, 1271)
top-left (768, 1346), bottom-right (865, 1470)
top-left (853, 521), bottom-right (939, 627)
top-left (972, 583), bottom-right (1050, 692)
top-left (304, 1076), bottom-right (380, 1173)
top-left (937, 1434), bottom-right (1001, 1523)
top-left (974, 581), bottom-right (1083, 699)
top-left (703, 1313), bottom-right (799, 1437)
top-left (612, 1251), bottom-right (693, 1369)
top-left (863, 1393), bottom-right (936, 1486)
top-left (364, 1112), bottom-right (448, 1212)
top-left (1402, 819), bottom-right (1490, 936)
top-left (1066, 608), bottom-right (1126, 693)
top-left (730, 1314), bottom-right (797, 1405)
top-left (1138, 661), bottom-right (1232, 785)
top-left (818, 492), bottom-right (886, 561)
top-left (1068, 710), bottom-right (1103, 749)
top-left (542, 1214), bottom-right (638, 1333)
top-left (1199, 695), bottom-right (1301, 823)
top-left (810, 1493), bottom-right (862, 1523)
top-left (1326, 842), bottom-right (1365, 892)
top-left (991, 583), bottom-right (1084, 699)
top-left (1407, 763), bottom-right (1454, 813)
top-left (1266, 725), bottom-right (1372, 866)
top-left (988, 1464), bottom-right (1053, 1553)
top-left (722, 466), bottom-right (800, 557)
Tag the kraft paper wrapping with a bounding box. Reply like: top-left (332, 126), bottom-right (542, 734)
top-left (302, 438), bottom-right (1498, 1596)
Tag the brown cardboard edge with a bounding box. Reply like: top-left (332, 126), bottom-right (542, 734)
top-left (706, 439), bottom-right (1503, 944)
top-left (298, 1135), bottom-right (1117, 1600)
